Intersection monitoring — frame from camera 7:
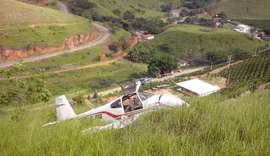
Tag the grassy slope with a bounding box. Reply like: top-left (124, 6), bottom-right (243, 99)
top-left (153, 24), bottom-right (265, 55)
top-left (0, 0), bottom-right (91, 49)
top-left (89, 0), bottom-right (180, 19)
top-left (211, 0), bottom-right (270, 20)
top-left (0, 85), bottom-right (269, 155)
top-left (0, 60), bottom-right (147, 96)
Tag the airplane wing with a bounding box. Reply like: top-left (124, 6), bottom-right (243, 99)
top-left (82, 114), bottom-right (141, 134)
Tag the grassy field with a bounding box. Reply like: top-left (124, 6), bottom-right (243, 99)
top-left (0, 83), bottom-right (269, 155)
top-left (152, 24), bottom-right (266, 56)
top-left (0, 0), bottom-right (84, 25)
top-left (18, 46), bottom-right (105, 71)
top-left (0, 60), bottom-right (147, 97)
top-left (0, 0), bottom-right (92, 49)
top-left (211, 0), bottom-right (270, 20)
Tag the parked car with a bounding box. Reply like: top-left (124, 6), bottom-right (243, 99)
top-left (140, 77), bottom-right (151, 85)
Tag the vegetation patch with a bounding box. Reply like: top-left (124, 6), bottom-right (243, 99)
top-left (0, 85), bottom-right (269, 155)
top-left (129, 24), bottom-right (266, 66)
top-left (221, 54), bottom-right (270, 82)
top-left (211, 0), bottom-right (270, 20)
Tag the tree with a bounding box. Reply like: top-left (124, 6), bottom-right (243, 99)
top-left (147, 54), bottom-right (178, 76)
top-left (148, 65), bottom-right (161, 77)
top-left (113, 9), bottom-right (121, 16)
top-left (160, 3), bottom-right (172, 13)
top-left (128, 43), bottom-right (157, 63)
top-left (123, 11), bottom-right (135, 22)
top-left (0, 64), bottom-right (51, 109)
top-left (109, 42), bottom-right (120, 53)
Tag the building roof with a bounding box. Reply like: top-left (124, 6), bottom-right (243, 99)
top-left (237, 24), bottom-right (251, 29)
top-left (176, 78), bottom-right (220, 95)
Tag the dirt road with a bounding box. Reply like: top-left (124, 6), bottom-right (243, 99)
top-left (0, 23), bottom-right (110, 68)
top-left (57, 1), bottom-right (68, 13)
top-left (98, 66), bottom-right (209, 96)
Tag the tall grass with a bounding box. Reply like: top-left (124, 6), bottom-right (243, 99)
top-left (0, 87), bottom-right (269, 155)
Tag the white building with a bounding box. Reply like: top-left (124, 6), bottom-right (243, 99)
top-left (143, 34), bottom-right (155, 40)
top-left (176, 78), bottom-right (221, 96)
top-left (234, 24), bottom-right (251, 34)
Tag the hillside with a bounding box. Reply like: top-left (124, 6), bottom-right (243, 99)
top-left (221, 54), bottom-right (270, 82)
top-left (153, 24), bottom-right (265, 58)
top-left (211, 0), bottom-right (270, 20)
top-left (0, 0), bottom-right (85, 25)
top-left (0, 0), bottom-right (92, 50)
top-left (0, 83), bottom-right (269, 155)
top-left (64, 0), bottom-right (180, 21)
top-left (90, 0), bottom-right (179, 18)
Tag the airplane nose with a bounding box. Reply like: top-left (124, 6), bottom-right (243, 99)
top-left (159, 94), bottom-right (188, 107)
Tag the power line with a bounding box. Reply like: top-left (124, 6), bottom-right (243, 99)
top-left (226, 55), bottom-right (233, 84)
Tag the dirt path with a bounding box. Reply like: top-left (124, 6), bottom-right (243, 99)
top-left (0, 33), bottom-right (140, 80)
top-left (0, 23), bottom-right (110, 68)
top-left (57, 1), bottom-right (68, 13)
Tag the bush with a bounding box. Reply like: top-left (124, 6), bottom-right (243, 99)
top-left (123, 11), bottom-right (135, 22)
top-left (113, 9), bottom-right (121, 16)
top-left (72, 94), bottom-right (85, 105)
top-left (109, 42), bottom-right (120, 52)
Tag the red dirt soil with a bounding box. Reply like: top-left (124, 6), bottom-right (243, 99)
top-left (0, 27), bottom-right (100, 63)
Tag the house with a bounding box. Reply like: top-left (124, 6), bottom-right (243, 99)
top-left (143, 34), bottom-right (155, 40)
top-left (176, 78), bottom-right (221, 96)
top-left (234, 24), bottom-right (251, 34)
top-left (178, 59), bottom-right (189, 67)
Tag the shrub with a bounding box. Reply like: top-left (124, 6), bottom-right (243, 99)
top-left (72, 94), bottom-right (85, 105)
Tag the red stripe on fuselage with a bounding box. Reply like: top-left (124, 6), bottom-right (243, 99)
top-left (93, 109), bottom-right (143, 119)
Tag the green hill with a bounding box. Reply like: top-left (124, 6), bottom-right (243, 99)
top-left (90, 0), bottom-right (179, 18)
top-left (0, 82), bottom-right (269, 155)
top-left (211, 0), bottom-right (270, 20)
top-left (153, 24), bottom-right (265, 58)
top-left (0, 0), bottom-right (91, 49)
top-left (64, 0), bottom-right (180, 21)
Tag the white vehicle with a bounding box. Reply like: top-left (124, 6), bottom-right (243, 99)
top-left (43, 80), bottom-right (188, 133)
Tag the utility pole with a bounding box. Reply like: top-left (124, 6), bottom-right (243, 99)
top-left (253, 45), bottom-right (258, 57)
top-left (226, 55), bottom-right (232, 84)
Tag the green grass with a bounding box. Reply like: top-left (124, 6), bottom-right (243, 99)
top-left (0, 84), bottom-right (269, 155)
top-left (85, 0), bottom-right (180, 19)
top-left (19, 46), bottom-right (105, 71)
top-left (0, 61), bottom-right (147, 96)
top-left (109, 27), bottom-right (132, 43)
top-left (0, 0), bottom-right (92, 49)
top-left (0, 21), bottom-right (91, 49)
top-left (153, 24), bottom-right (266, 56)
top-left (211, 0), bottom-right (270, 20)
top-left (0, 0), bottom-right (85, 25)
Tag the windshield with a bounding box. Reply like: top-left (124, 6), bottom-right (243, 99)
top-left (110, 99), bottom-right (121, 108)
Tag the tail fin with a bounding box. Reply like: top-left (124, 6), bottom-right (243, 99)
top-left (56, 95), bottom-right (77, 121)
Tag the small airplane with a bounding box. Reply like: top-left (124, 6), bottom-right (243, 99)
top-left (43, 80), bottom-right (189, 133)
